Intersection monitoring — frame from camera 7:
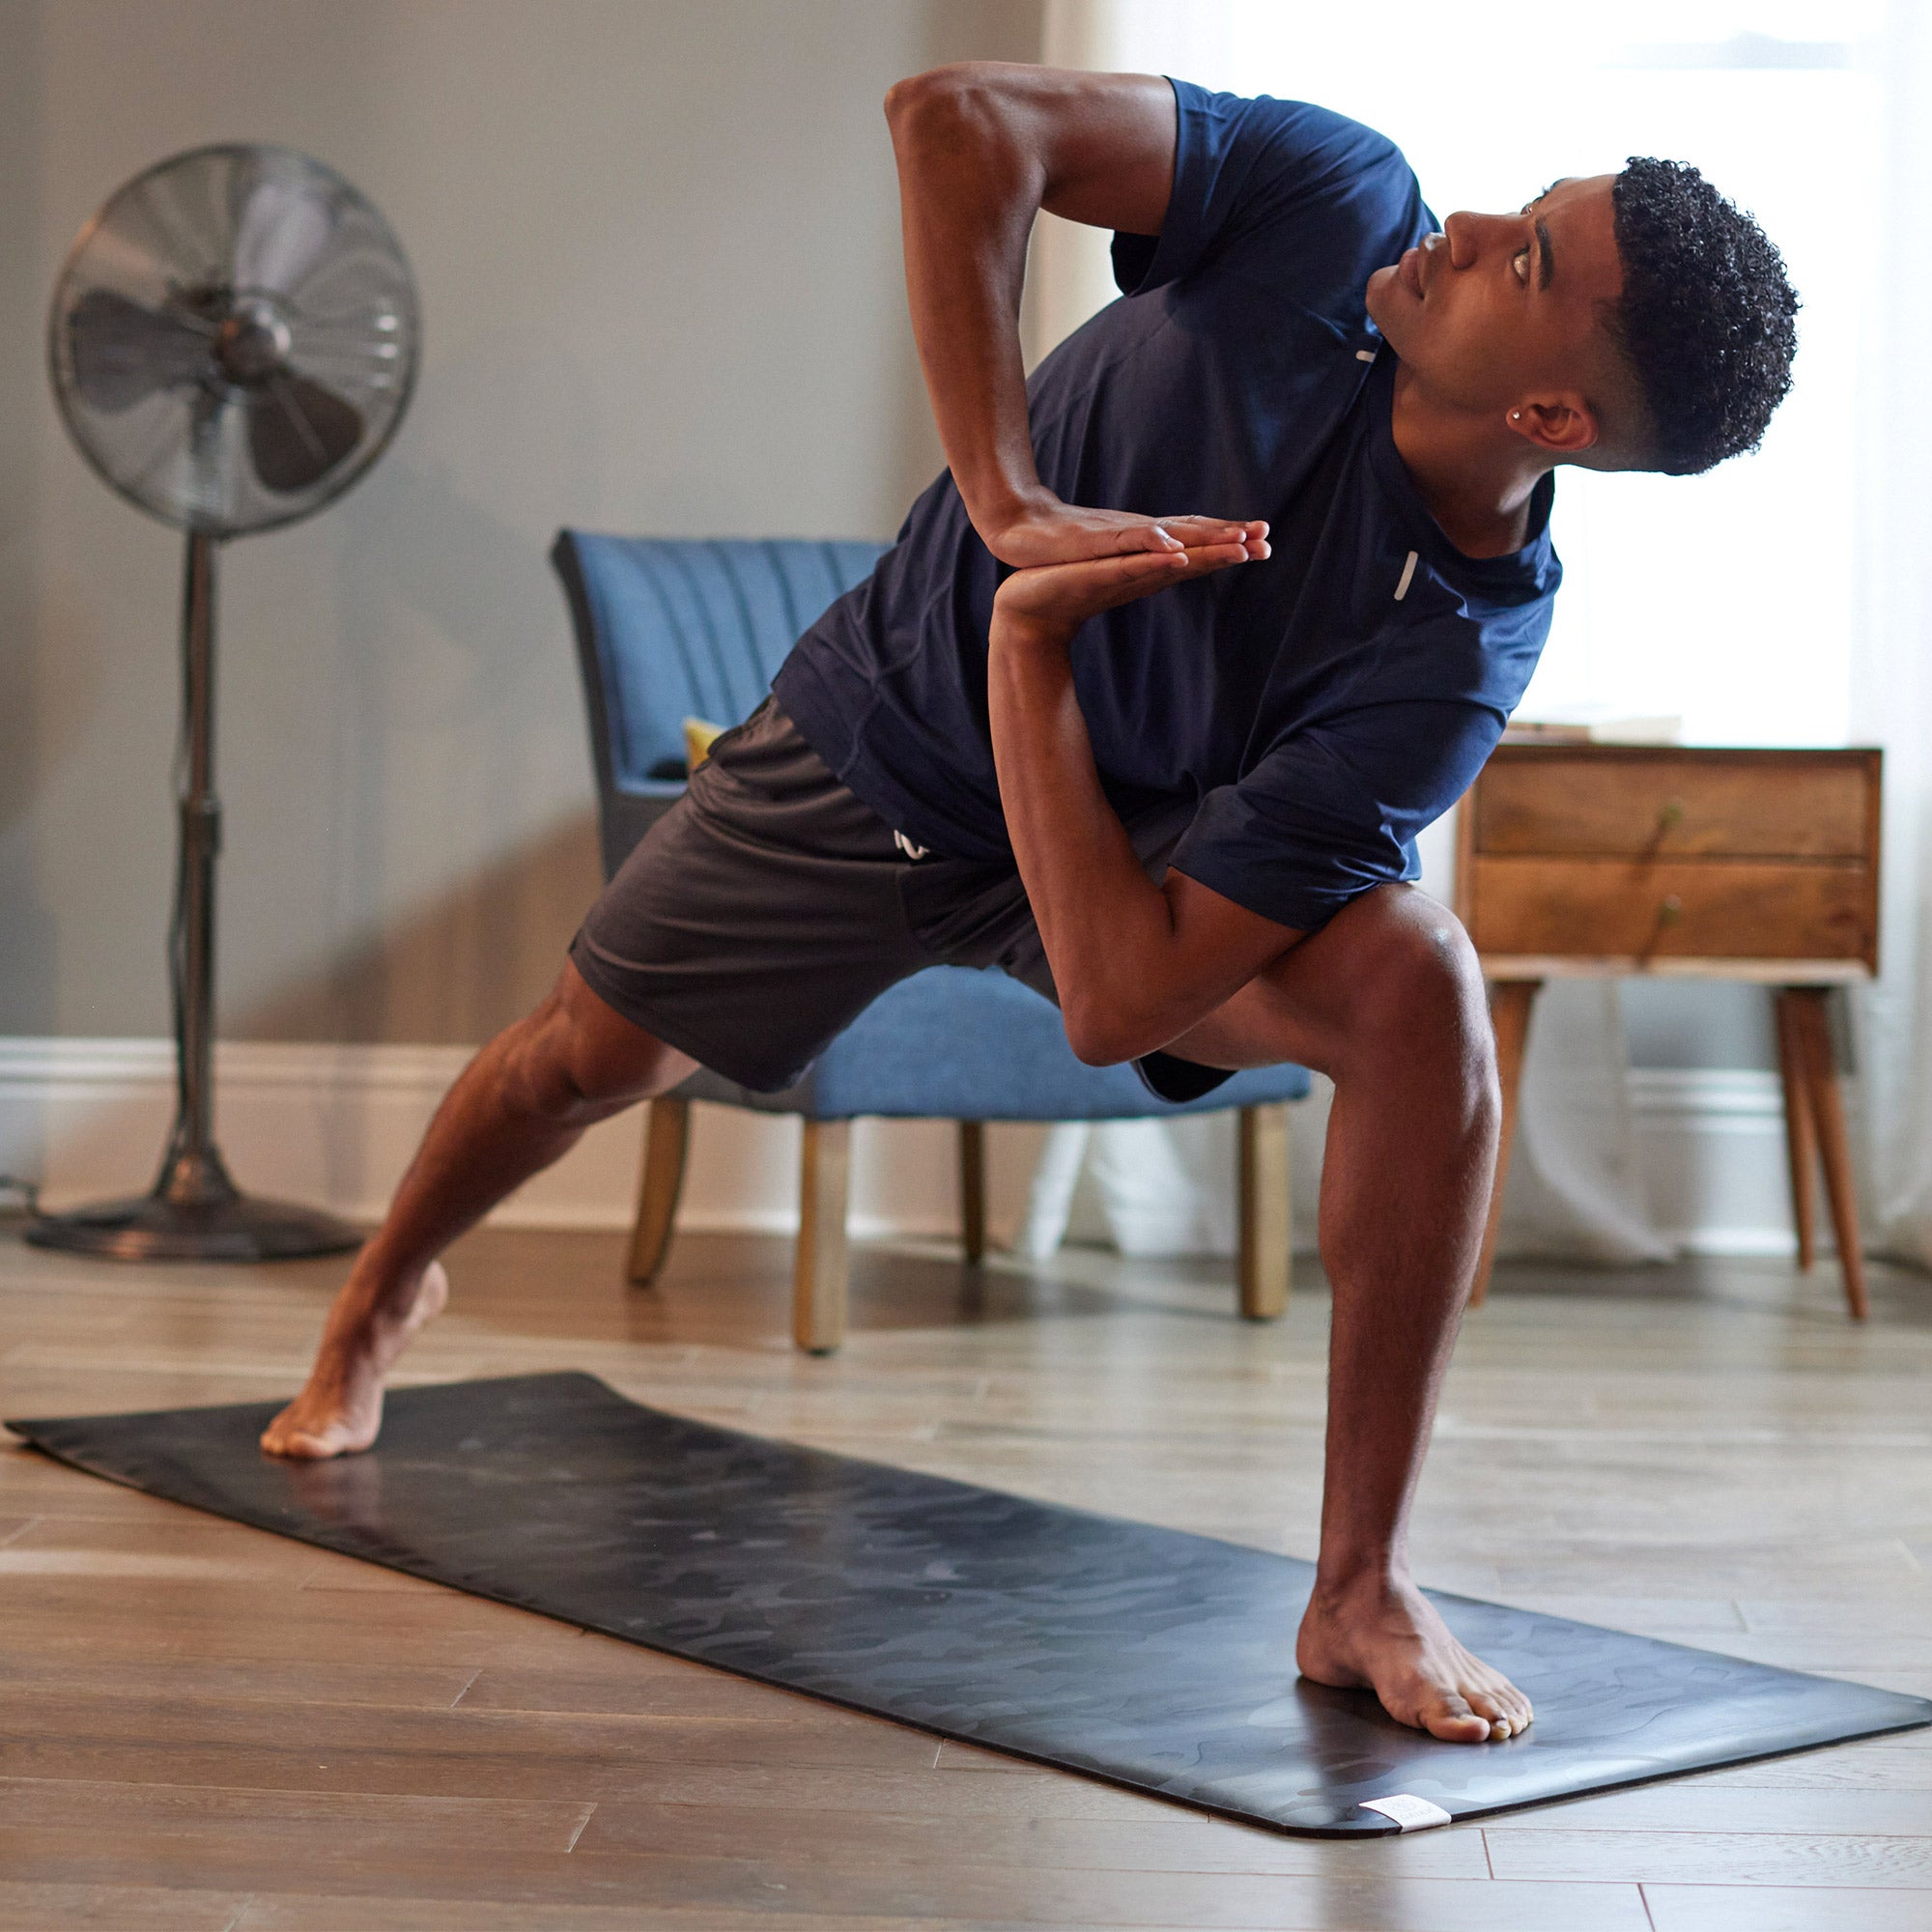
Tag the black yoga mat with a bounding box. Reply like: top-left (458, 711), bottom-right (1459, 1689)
top-left (11, 1371), bottom-right (1927, 1836)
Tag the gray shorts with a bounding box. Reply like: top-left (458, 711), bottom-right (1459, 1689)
top-left (569, 697), bottom-right (1213, 1095)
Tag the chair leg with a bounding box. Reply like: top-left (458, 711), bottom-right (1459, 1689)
top-left (1775, 989), bottom-right (1818, 1271)
top-left (959, 1120), bottom-right (986, 1264)
top-left (794, 1119), bottom-right (852, 1354)
top-left (625, 1096), bottom-right (690, 1285)
top-left (1236, 1103), bottom-right (1291, 1321)
top-left (1471, 979), bottom-right (1539, 1308)
top-left (1787, 987), bottom-right (1869, 1320)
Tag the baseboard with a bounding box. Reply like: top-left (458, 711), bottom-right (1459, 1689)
top-left (0, 1037), bottom-right (1028, 1243)
top-left (0, 1038), bottom-right (1808, 1255)
top-left (1629, 1067), bottom-right (1810, 1258)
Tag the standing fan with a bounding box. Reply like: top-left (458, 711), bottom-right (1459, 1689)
top-left (29, 144), bottom-right (421, 1260)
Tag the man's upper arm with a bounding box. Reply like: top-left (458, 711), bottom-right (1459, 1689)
top-left (889, 63), bottom-right (1178, 237)
top-left (1064, 867), bottom-right (1301, 1068)
top-left (1031, 70), bottom-right (1179, 236)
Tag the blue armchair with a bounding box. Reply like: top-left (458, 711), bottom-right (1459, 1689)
top-left (553, 532), bottom-right (1311, 1352)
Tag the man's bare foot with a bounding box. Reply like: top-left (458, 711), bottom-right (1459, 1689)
top-left (1296, 1571), bottom-right (1534, 1744)
top-left (260, 1261), bottom-right (449, 1461)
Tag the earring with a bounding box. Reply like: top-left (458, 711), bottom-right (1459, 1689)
top-left (1511, 410), bottom-right (1523, 422)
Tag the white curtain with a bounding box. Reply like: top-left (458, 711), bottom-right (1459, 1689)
top-left (1849, 4), bottom-right (1932, 1265)
top-left (1019, 0), bottom-right (1905, 1266)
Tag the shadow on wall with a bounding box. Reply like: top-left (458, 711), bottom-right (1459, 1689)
top-left (238, 809), bottom-right (603, 1046)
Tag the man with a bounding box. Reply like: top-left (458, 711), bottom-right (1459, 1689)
top-left (264, 66), bottom-right (1798, 1746)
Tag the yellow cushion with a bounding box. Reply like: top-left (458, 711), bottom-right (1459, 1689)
top-left (682, 716), bottom-right (726, 772)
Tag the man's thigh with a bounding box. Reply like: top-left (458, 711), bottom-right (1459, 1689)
top-left (570, 699), bottom-right (931, 1094)
top-left (1161, 885), bottom-right (1479, 1077)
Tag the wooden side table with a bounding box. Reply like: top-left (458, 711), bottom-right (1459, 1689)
top-left (1455, 744), bottom-right (1883, 1316)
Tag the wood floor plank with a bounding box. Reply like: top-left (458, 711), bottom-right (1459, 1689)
top-left (575, 1795), bottom-right (1491, 1877)
top-left (228, 1887), bottom-right (1652, 1932)
top-left (1486, 1827), bottom-right (1932, 1886)
top-left (0, 1776), bottom-right (591, 1852)
top-left (0, 1647), bottom-right (477, 1712)
top-left (0, 1683), bottom-right (946, 1796)
top-left (1680, 1742), bottom-right (1932, 1791)
top-left (241, 1909), bottom-right (1047, 1932)
top-left (0, 1828), bottom-right (1652, 1929)
top-left (0, 1594), bottom-right (588, 1673)
top-left (1643, 1883), bottom-right (1932, 1930)
top-left (0, 1880), bottom-right (247, 1930)
top-left (1492, 1783), bottom-right (1932, 1834)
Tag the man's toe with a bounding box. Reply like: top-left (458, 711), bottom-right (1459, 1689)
top-left (1465, 1693), bottom-right (1514, 1739)
top-left (1491, 1682), bottom-right (1533, 1728)
top-left (1423, 1694), bottom-right (1491, 1743)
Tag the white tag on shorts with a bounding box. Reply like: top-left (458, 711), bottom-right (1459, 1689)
top-left (1360, 1792), bottom-right (1454, 1831)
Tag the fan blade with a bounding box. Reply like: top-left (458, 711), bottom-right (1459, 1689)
top-left (67, 288), bottom-right (210, 412)
top-left (247, 374), bottom-right (363, 493)
top-left (231, 171), bottom-right (337, 296)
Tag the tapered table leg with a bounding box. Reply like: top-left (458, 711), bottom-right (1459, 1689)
top-left (1786, 987), bottom-right (1868, 1320)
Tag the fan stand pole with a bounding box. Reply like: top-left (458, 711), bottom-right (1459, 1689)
top-left (25, 532), bottom-right (362, 1263)
top-left (161, 527), bottom-right (233, 1208)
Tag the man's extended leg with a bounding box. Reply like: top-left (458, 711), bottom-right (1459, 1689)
top-left (1168, 884), bottom-right (1531, 1744)
top-left (261, 962), bottom-right (692, 1459)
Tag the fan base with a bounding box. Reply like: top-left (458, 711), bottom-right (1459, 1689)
top-left (26, 1191), bottom-right (363, 1263)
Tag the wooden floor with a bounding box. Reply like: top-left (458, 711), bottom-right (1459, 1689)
top-left (1, 1217), bottom-right (1929, 1932)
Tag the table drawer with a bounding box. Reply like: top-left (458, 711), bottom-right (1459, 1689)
top-left (1464, 857), bottom-right (1875, 964)
top-left (1472, 753), bottom-right (1872, 859)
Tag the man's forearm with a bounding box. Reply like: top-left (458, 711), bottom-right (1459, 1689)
top-left (886, 68), bottom-right (1054, 537)
top-left (983, 544), bottom-right (1292, 1063)
top-left (986, 628), bottom-right (1180, 1062)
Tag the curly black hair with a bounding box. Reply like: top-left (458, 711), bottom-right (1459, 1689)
top-left (1606, 157), bottom-right (1799, 476)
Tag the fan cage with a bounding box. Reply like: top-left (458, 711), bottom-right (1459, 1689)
top-left (47, 141), bottom-right (422, 539)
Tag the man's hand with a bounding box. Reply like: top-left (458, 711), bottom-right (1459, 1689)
top-left (985, 496), bottom-right (1270, 570)
top-left (992, 530), bottom-right (1269, 639)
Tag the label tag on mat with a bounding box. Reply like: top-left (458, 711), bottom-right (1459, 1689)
top-left (1360, 1793), bottom-right (1454, 1831)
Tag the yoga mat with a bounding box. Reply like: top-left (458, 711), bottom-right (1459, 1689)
top-left (11, 1371), bottom-right (1927, 1836)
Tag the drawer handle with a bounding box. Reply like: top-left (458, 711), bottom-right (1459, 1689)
top-left (1658, 799), bottom-right (1687, 832)
top-left (1658, 895), bottom-right (1684, 926)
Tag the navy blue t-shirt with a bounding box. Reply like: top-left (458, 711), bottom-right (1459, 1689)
top-left (774, 81), bottom-right (1560, 934)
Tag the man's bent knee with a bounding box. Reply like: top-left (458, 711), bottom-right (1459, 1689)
top-left (510, 963), bottom-right (697, 1122)
top-left (1276, 887), bottom-right (1493, 1082)
top-left (1338, 892), bottom-right (1496, 1111)
top-left (1178, 885), bottom-right (1491, 1079)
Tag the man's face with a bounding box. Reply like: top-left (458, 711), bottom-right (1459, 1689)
top-left (1366, 175), bottom-right (1624, 424)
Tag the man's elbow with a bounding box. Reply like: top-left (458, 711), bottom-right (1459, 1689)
top-left (1061, 997), bottom-right (1148, 1070)
top-left (884, 64), bottom-right (1011, 151)
top-left (883, 67), bottom-right (947, 131)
